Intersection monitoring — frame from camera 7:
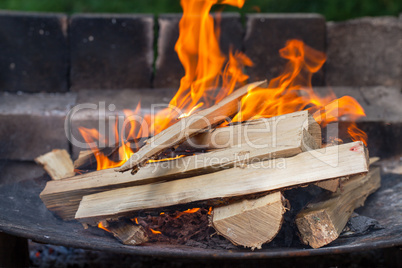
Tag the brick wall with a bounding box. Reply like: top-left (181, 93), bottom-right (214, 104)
top-left (0, 11), bottom-right (400, 178)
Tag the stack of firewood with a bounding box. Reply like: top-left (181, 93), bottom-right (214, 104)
top-left (37, 81), bottom-right (380, 249)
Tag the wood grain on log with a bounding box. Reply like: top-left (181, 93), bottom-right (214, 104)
top-left (296, 166), bottom-right (381, 249)
top-left (105, 219), bottom-right (148, 245)
top-left (75, 141), bottom-right (368, 225)
top-left (41, 110), bottom-right (319, 220)
top-left (211, 191), bottom-right (286, 249)
top-left (35, 149), bottom-right (75, 180)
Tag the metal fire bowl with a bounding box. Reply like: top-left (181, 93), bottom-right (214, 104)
top-left (0, 172), bottom-right (401, 259)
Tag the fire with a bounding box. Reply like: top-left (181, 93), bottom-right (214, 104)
top-left (174, 208), bottom-right (200, 219)
top-left (150, 0), bottom-right (250, 134)
top-left (80, 0), bottom-right (367, 174)
top-left (79, 0), bottom-right (249, 170)
top-left (98, 222), bottom-right (110, 233)
top-left (150, 228), bottom-right (162, 235)
top-left (231, 40), bottom-right (367, 145)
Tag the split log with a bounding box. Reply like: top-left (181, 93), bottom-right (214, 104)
top-left (315, 178), bottom-right (342, 192)
top-left (75, 141), bottom-right (368, 225)
top-left (187, 111), bottom-right (322, 150)
top-left (295, 166), bottom-right (381, 249)
top-left (314, 157), bottom-right (379, 192)
top-left (35, 149), bottom-right (75, 180)
top-left (100, 219), bottom-right (148, 245)
top-left (211, 191), bottom-right (286, 249)
top-left (73, 150), bottom-right (93, 169)
top-left (41, 110), bottom-right (319, 220)
top-left (74, 109), bottom-right (321, 171)
top-left (117, 80), bottom-right (268, 173)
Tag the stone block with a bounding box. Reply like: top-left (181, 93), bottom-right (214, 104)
top-left (244, 14), bottom-right (326, 85)
top-left (70, 14), bottom-right (154, 90)
top-left (314, 86), bottom-right (402, 158)
top-left (0, 92), bottom-right (76, 160)
top-left (154, 13), bottom-right (243, 88)
top-left (314, 86), bottom-right (402, 123)
top-left (69, 88), bottom-right (175, 159)
top-left (326, 17), bottom-right (402, 87)
top-left (0, 10), bottom-right (68, 92)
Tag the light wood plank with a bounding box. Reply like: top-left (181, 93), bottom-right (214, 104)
top-left (75, 141), bottom-right (369, 225)
top-left (41, 110), bottom-right (319, 220)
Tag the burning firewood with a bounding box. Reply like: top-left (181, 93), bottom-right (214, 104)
top-left (35, 149), bottom-right (75, 180)
top-left (211, 191), bottom-right (286, 249)
top-left (74, 108), bottom-right (321, 171)
top-left (75, 141), bottom-right (368, 226)
top-left (186, 110), bottom-right (321, 150)
top-left (117, 80), bottom-right (268, 173)
top-left (40, 110), bottom-right (320, 220)
top-left (99, 219), bottom-right (148, 246)
top-left (295, 166), bottom-right (381, 249)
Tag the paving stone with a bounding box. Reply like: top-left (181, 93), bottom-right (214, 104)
top-left (314, 86), bottom-right (402, 123)
top-left (0, 161), bottom-right (45, 184)
top-left (314, 86), bottom-right (402, 158)
top-left (0, 92), bottom-right (77, 160)
top-left (70, 14), bottom-right (154, 91)
top-left (69, 88), bottom-right (175, 158)
top-left (326, 16), bottom-right (402, 87)
top-left (154, 13), bottom-right (243, 88)
top-left (244, 14), bottom-right (326, 85)
top-left (0, 10), bottom-right (68, 92)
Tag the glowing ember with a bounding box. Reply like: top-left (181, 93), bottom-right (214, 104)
top-left (174, 208), bottom-right (200, 219)
top-left (207, 207), bottom-right (212, 215)
top-left (97, 222), bottom-right (110, 232)
top-left (148, 155), bottom-right (186, 163)
top-left (73, 169), bottom-right (83, 175)
top-left (150, 228), bottom-right (162, 235)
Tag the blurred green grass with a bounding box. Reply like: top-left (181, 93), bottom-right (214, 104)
top-left (0, 0), bottom-right (400, 21)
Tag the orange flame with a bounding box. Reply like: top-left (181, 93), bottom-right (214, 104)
top-left (78, 0), bottom-right (249, 170)
top-left (207, 207), bottom-right (212, 215)
top-left (232, 40), bottom-right (367, 145)
top-left (78, 1), bottom-right (367, 171)
top-left (174, 208), bottom-right (200, 219)
top-left (98, 222), bottom-right (110, 233)
top-left (150, 0), bottom-right (249, 134)
top-left (150, 228), bottom-right (162, 235)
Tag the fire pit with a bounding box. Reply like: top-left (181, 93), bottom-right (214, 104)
top-left (0, 3), bottom-right (401, 265)
top-left (0, 171), bottom-right (401, 258)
